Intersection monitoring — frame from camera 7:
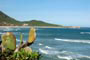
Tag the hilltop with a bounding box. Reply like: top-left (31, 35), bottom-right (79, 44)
top-left (0, 11), bottom-right (63, 27)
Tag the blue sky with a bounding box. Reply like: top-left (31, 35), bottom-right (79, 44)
top-left (0, 0), bottom-right (90, 27)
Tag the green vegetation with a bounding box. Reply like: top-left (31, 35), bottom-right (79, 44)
top-left (0, 28), bottom-right (40, 60)
top-left (13, 49), bottom-right (40, 60)
top-left (0, 11), bottom-right (22, 26)
top-left (0, 48), bottom-right (40, 60)
top-left (0, 11), bottom-right (63, 27)
top-left (23, 20), bottom-right (62, 26)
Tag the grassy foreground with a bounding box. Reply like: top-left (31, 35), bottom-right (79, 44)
top-left (0, 48), bottom-right (41, 60)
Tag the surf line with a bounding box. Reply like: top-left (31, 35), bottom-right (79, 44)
top-left (55, 38), bottom-right (90, 44)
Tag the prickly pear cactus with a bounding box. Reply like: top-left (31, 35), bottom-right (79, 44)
top-left (28, 27), bottom-right (36, 43)
top-left (1, 32), bottom-right (16, 50)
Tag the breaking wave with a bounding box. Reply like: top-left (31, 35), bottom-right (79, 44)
top-left (80, 32), bottom-right (90, 34)
top-left (39, 47), bottom-right (90, 60)
top-left (57, 55), bottom-right (90, 60)
top-left (57, 51), bottom-right (90, 60)
top-left (55, 38), bottom-right (90, 44)
top-left (38, 43), bottom-right (43, 46)
top-left (45, 46), bottom-right (53, 49)
top-left (39, 47), bottom-right (59, 55)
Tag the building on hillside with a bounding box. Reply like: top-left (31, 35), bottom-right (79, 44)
top-left (22, 23), bottom-right (28, 26)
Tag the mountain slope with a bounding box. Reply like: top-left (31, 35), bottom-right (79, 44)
top-left (0, 11), bottom-right (62, 27)
top-left (23, 20), bottom-right (62, 26)
top-left (0, 11), bottom-right (21, 26)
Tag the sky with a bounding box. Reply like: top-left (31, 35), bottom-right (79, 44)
top-left (0, 0), bottom-right (90, 27)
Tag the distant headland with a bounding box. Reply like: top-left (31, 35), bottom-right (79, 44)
top-left (0, 11), bottom-right (80, 28)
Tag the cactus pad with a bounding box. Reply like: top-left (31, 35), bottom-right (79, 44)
top-left (28, 28), bottom-right (36, 43)
top-left (1, 32), bottom-right (16, 50)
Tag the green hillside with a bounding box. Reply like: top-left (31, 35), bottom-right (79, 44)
top-left (0, 11), bottom-right (62, 27)
top-left (0, 11), bottom-right (21, 26)
top-left (23, 20), bottom-right (62, 26)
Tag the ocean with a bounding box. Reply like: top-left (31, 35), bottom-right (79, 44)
top-left (0, 27), bottom-right (90, 60)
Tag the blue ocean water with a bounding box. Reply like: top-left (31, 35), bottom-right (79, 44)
top-left (0, 27), bottom-right (90, 60)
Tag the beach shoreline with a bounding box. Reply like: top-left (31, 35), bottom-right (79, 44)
top-left (0, 26), bottom-right (64, 28)
top-left (0, 26), bottom-right (81, 29)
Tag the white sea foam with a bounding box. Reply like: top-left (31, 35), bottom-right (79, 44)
top-left (39, 48), bottom-right (48, 54)
top-left (39, 48), bottom-right (60, 55)
top-left (16, 45), bottom-right (18, 47)
top-left (16, 39), bottom-right (26, 42)
top-left (39, 43), bottom-right (43, 46)
top-left (57, 51), bottom-right (90, 60)
top-left (55, 38), bottom-right (90, 44)
top-left (3, 28), bottom-right (14, 31)
top-left (80, 32), bottom-right (90, 34)
top-left (16, 39), bottom-right (20, 42)
top-left (57, 54), bottom-right (90, 60)
top-left (57, 55), bottom-right (72, 60)
top-left (2, 28), bottom-right (20, 31)
top-left (45, 46), bottom-right (53, 49)
top-left (39, 47), bottom-right (90, 60)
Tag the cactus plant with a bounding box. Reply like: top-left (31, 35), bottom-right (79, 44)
top-left (0, 27), bottom-right (40, 60)
top-left (20, 33), bottom-right (23, 45)
top-left (28, 27), bottom-right (36, 43)
top-left (1, 32), bottom-right (16, 51)
top-left (15, 27), bottom-right (36, 52)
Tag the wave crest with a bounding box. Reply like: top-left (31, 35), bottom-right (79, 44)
top-left (57, 54), bottom-right (90, 60)
top-left (39, 48), bottom-right (59, 55)
top-left (80, 32), bottom-right (90, 34)
top-left (55, 38), bottom-right (90, 44)
top-left (57, 51), bottom-right (90, 60)
top-left (38, 43), bottom-right (43, 46)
